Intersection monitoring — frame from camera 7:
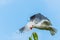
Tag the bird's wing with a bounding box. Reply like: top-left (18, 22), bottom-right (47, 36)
top-left (19, 27), bottom-right (25, 33)
top-left (19, 25), bottom-right (30, 33)
top-left (30, 13), bottom-right (50, 21)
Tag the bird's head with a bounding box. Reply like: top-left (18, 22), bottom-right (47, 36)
top-left (26, 21), bottom-right (35, 30)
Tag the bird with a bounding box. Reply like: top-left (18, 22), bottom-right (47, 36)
top-left (19, 13), bottom-right (57, 36)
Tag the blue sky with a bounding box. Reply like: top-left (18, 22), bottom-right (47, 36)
top-left (0, 0), bottom-right (60, 40)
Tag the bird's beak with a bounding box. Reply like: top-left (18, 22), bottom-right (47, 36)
top-left (30, 25), bottom-right (34, 30)
top-left (30, 27), bottom-right (32, 30)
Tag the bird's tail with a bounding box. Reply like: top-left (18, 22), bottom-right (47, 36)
top-left (49, 27), bottom-right (57, 36)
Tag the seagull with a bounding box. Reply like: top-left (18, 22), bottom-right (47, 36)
top-left (19, 13), bottom-right (57, 36)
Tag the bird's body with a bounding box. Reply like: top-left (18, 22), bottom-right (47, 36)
top-left (19, 13), bottom-right (57, 36)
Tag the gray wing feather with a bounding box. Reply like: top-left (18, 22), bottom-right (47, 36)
top-left (30, 13), bottom-right (50, 21)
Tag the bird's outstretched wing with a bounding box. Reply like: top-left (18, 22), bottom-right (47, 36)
top-left (19, 27), bottom-right (25, 33)
top-left (19, 26), bottom-right (30, 33)
top-left (30, 13), bottom-right (50, 21)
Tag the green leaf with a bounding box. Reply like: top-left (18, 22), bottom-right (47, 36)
top-left (29, 37), bottom-right (32, 40)
top-left (32, 32), bottom-right (38, 40)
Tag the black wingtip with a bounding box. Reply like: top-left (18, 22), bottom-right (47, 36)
top-left (19, 27), bottom-right (25, 33)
